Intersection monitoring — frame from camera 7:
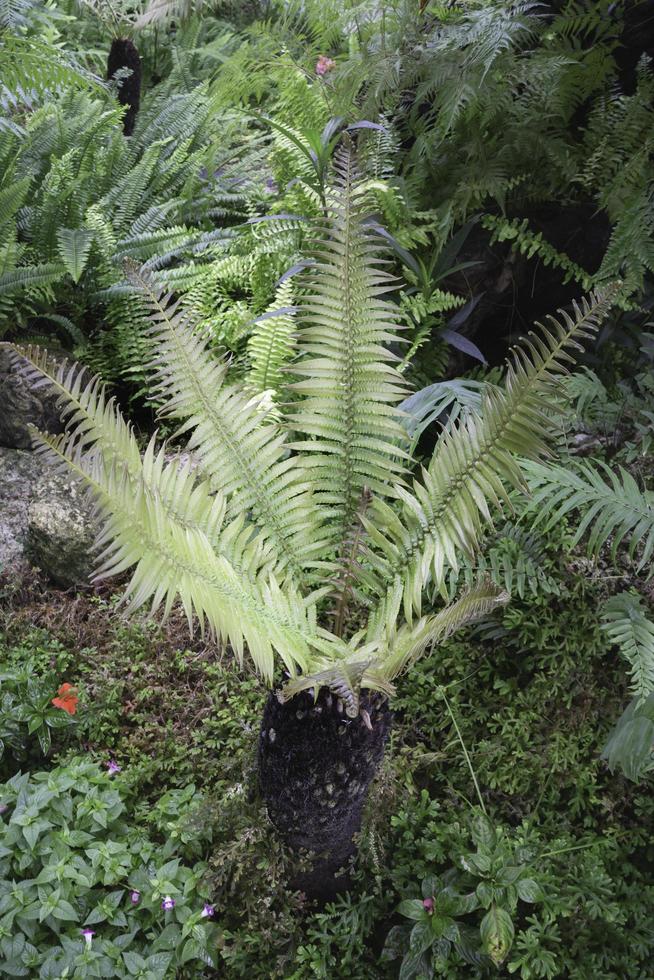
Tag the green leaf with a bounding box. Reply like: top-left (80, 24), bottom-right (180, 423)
top-left (471, 812), bottom-right (496, 850)
top-left (22, 825), bottom-right (39, 850)
top-left (37, 726), bottom-right (51, 756)
top-left (602, 694), bottom-right (654, 782)
top-left (421, 875), bottom-right (440, 899)
top-left (410, 920), bottom-right (434, 955)
top-left (51, 898), bottom-right (79, 922)
top-left (601, 593), bottom-right (654, 704)
top-left (399, 949), bottom-right (429, 980)
top-left (56, 228), bottom-right (95, 284)
top-left (480, 905), bottom-right (514, 966)
top-left (144, 952), bottom-right (174, 974)
top-left (516, 877), bottom-right (543, 903)
top-left (122, 950), bottom-right (146, 975)
top-left (398, 899), bottom-right (428, 921)
top-left (453, 891), bottom-right (480, 915)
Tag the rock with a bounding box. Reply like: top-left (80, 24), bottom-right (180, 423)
top-left (0, 447), bottom-right (43, 573)
top-left (25, 470), bottom-right (99, 588)
top-left (0, 445), bottom-right (99, 587)
top-left (0, 347), bottom-right (65, 449)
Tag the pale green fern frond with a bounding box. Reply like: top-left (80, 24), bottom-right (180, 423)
top-left (7, 346), bottom-right (248, 564)
top-left (522, 457), bottom-right (654, 574)
top-left (127, 268), bottom-right (324, 579)
top-left (280, 657), bottom-right (393, 719)
top-left (29, 429), bottom-right (320, 683)
top-left (4, 350), bottom-right (325, 681)
top-left (288, 146), bottom-right (410, 554)
top-left (601, 592), bottom-right (654, 705)
top-left (364, 288), bottom-right (616, 627)
top-left (372, 579), bottom-right (510, 681)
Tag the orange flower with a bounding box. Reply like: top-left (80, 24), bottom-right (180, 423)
top-left (52, 683), bottom-right (79, 716)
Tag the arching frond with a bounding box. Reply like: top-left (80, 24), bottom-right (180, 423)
top-left (364, 287), bottom-right (617, 628)
top-left (30, 429), bottom-right (321, 683)
top-left (370, 579), bottom-right (510, 681)
top-left (288, 145), bottom-right (411, 555)
top-left (0, 38), bottom-right (106, 97)
top-left (8, 346), bottom-right (246, 564)
top-left (601, 593), bottom-right (654, 705)
top-left (523, 457), bottom-right (654, 575)
top-left (4, 341), bottom-right (340, 681)
top-left (126, 268), bottom-right (325, 580)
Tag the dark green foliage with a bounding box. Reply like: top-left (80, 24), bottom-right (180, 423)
top-left (1, 0), bottom-right (654, 975)
top-left (0, 759), bottom-right (220, 977)
top-left (2, 519), bottom-right (653, 978)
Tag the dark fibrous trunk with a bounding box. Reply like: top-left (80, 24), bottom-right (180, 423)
top-left (107, 38), bottom-right (142, 136)
top-left (258, 687), bottom-right (391, 900)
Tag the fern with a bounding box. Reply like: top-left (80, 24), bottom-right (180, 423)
top-left (363, 288), bottom-right (616, 632)
top-left (481, 215), bottom-right (593, 291)
top-left (126, 266), bottom-right (323, 581)
top-left (446, 521), bottom-right (561, 601)
top-left (288, 147), bottom-right (410, 553)
top-left (0, 38), bottom-right (106, 97)
top-left (2, 161), bottom-right (617, 711)
top-left (56, 228), bottom-right (95, 283)
top-left (522, 458), bottom-right (654, 575)
top-left (0, 262), bottom-right (66, 296)
top-left (601, 592), bottom-right (654, 705)
top-left (246, 281), bottom-right (297, 396)
top-left (0, 0), bottom-right (40, 30)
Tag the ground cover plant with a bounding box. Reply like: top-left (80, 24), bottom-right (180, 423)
top-left (1, 0), bottom-right (654, 977)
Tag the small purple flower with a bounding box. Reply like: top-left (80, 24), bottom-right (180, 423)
top-left (82, 928), bottom-right (95, 944)
top-left (422, 897), bottom-right (435, 913)
top-left (264, 177), bottom-right (278, 194)
top-left (106, 760), bottom-right (121, 775)
top-left (161, 895), bottom-right (175, 911)
top-left (201, 904), bottom-right (215, 918)
top-left (0, 804), bottom-right (8, 814)
top-left (130, 890), bottom-right (140, 905)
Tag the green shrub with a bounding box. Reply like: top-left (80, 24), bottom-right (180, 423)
top-left (0, 759), bottom-right (218, 978)
top-left (0, 653), bottom-right (77, 777)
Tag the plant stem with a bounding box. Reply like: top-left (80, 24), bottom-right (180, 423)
top-left (441, 689), bottom-right (487, 815)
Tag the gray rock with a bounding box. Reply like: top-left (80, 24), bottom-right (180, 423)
top-left (0, 347), bottom-right (66, 449)
top-left (0, 445), bottom-right (99, 587)
top-left (0, 447), bottom-right (43, 572)
top-left (25, 470), bottom-right (99, 588)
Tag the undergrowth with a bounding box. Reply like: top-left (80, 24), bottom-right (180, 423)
top-left (1, 532), bottom-right (652, 978)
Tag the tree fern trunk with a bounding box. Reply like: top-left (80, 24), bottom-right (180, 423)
top-left (107, 38), bottom-right (142, 136)
top-left (258, 688), bottom-right (391, 900)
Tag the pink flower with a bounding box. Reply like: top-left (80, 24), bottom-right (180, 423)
top-left (316, 55), bottom-right (336, 76)
top-left (82, 928), bottom-right (95, 944)
top-left (422, 897), bottom-right (434, 913)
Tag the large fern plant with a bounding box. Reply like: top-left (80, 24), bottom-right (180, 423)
top-left (5, 149), bottom-right (616, 716)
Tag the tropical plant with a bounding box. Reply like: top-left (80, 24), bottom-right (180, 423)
top-left (2, 148), bottom-right (617, 893)
top-left (385, 810), bottom-right (546, 975)
top-left (0, 759), bottom-right (219, 978)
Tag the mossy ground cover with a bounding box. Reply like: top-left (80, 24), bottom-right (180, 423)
top-left (1, 543), bottom-right (652, 978)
